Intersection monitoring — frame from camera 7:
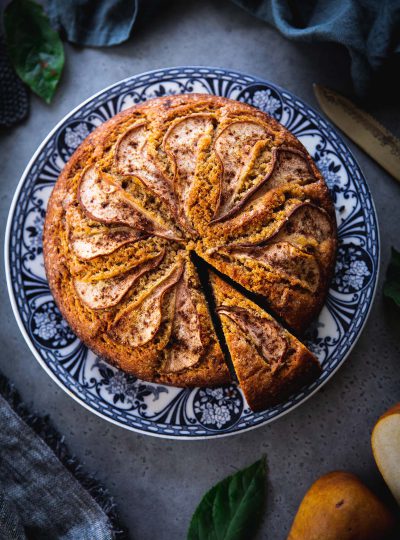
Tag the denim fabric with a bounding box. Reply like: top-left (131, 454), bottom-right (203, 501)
top-left (0, 395), bottom-right (113, 540)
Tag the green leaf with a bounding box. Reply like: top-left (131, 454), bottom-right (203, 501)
top-left (187, 458), bottom-right (266, 540)
top-left (383, 247), bottom-right (400, 308)
top-left (4, 0), bottom-right (64, 104)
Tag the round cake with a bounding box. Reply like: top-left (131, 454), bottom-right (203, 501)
top-left (43, 93), bottom-right (337, 395)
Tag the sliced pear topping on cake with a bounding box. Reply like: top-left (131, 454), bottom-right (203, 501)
top-left (247, 201), bottom-right (335, 268)
top-left (78, 166), bottom-right (181, 241)
top-left (209, 273), bottom-right (321, 412)
top-left (217, 306), bottom-right (288, 371)
top-left (211, 120), bottom-right (274, 222)
top-left (65, 203), bottom-right (146, 260)
top-left (115, 123), bottom-right (156, 180)
top-left (286, 202), bottom-right (333, 239)
top-left (71, 228), bottom-right (145, 260)
top-left (163, 267), bottom-right (204, 373)
top-left (226, 242), bottom-right (321, 293)
top-left (204, 195), bottom-right (301, 251)
top-left (210, 202), bottom-right (333, 293)
top-left (253, 202), bottom-right (333, 249)
top-left (163, 114), bottom-right (215, 231)
top-left (224, 145), bottom-right (317, 219)
top-left (211, 141), bottom-right (318, 224)
top-left (74, 250), bottom-right (165, 310)
top-left (263, 146), bottom-right (316, 192)
top-left (114, 123), bottom-right (178, 216)
top-left (110, 262), bottom-right (184, 348)
top-left (217, 201), bottom-right (334, 289)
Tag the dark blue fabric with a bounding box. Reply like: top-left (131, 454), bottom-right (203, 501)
top-left (47, 0), bottom-right (138, 47)
top-left (232, 0), bottom-right (400, 95)
top-left (0, 491), bottom-right (26, 540)
top-left (47, 0), bottom-right (160, 47)
top-left (46, 0), bottom-right (400, 94)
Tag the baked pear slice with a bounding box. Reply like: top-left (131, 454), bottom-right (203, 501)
top-left (163, 113), bottom-right (215, 234)
top-left (65, 203), bottom-right (147, 261)
top-left (73, 250), bottom-right (165, 310)
top-left (114, 122), bottom-right (182, 231)
top-left (78, 166), bottom-right (182, 241)
top-left (209, 272), bottom-right (321, 411)
top-left (211, 119), bottom-right (274, 222)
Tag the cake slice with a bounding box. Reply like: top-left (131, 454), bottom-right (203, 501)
top-left (209, 272), bottom-right (321, 411)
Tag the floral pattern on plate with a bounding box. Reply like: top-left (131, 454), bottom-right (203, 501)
top-left (5, 67), bottom-right (379, 439)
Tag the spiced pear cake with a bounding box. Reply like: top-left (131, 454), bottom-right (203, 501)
top-left (43, 93), bottom-right (337, 405)
top-left (209, 272), bottom-right (321, 411)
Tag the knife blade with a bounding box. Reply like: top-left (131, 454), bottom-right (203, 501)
top-left (313, 84), bottom-right (400, 183)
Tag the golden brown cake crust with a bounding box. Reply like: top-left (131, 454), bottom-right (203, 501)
top-left (209, 273), bottom-right (321, 411)
top-left (43, 93), bottom-right (336, 390)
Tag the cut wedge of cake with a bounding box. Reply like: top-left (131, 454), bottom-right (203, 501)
top-left (209, 272), bottom-right (321, 411)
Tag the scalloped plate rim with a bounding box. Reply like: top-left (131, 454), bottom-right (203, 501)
top-left (4, 66), bottom-right (380, 440)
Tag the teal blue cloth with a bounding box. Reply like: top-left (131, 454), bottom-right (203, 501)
top-left (47, 0), bottom-right (160, 47)
top-left (47, 0), bottom-right (138, 47)
top-left (46, 0), bottom-right (400, 95)
top-left (232, 0), bottom-right (400, 95)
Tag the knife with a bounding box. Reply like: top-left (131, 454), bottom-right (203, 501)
top-left (313, 84), bottom-right (400, 183)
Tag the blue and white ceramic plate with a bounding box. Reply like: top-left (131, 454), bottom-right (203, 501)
top-left (5, 67), bottom-right (379, 439)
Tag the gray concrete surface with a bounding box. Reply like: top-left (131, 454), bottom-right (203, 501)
top-left (1, 1), bottom-right (400, 538)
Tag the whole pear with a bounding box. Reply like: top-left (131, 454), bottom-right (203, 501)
top-left (287, 471), bottom-right (395, 540)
